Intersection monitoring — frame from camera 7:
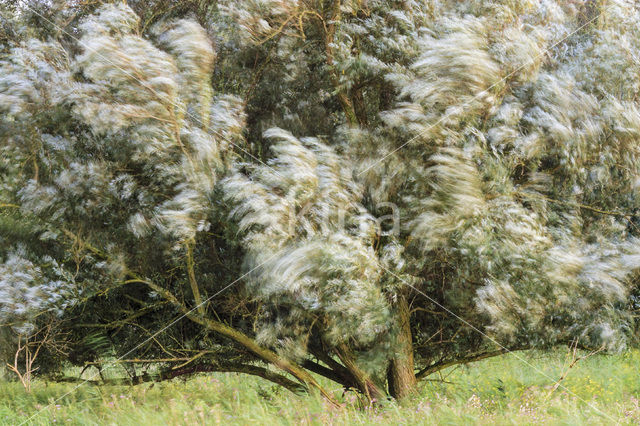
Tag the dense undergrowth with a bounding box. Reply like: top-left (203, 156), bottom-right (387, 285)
top-left (1, 350), bottom-right (639, 425)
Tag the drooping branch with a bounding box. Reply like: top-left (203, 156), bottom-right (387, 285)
top-left (126, 277), bottom-right (340, 405)
top-left (301, 359), bottom-right (355, 389)
top-left (60, 229), bottom-right (338, 403)
top-left (54, 363), bottom-right (307, 394)
top-left (308, 345), bottom-right (356, 388)
top-left (415, 349), bottom-right (510, 380)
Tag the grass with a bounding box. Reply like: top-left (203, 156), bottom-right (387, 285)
top-left (1, 350), bottom-right (640, 425)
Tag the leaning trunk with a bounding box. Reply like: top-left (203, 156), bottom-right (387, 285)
top-left (335, 343), bottom-right (388, 403)
top-left (387, 294), bottom-right (417, 399)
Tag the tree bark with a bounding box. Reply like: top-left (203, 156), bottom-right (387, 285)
top-left (302, 359), bottom-right (355, 389)
top-left (132, 277), bottom-right (340, 406)
top-left (335, 343), bottom-right (387, 402)
top-left (54, 363), bottom-right (307, 394)
top-left (387, 294), bottom-right (417, 399)
top-left (308, 345), bottom-right (357, 388)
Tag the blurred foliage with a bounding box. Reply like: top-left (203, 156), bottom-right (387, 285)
top-left (1, 0), bottom-right (640, 401)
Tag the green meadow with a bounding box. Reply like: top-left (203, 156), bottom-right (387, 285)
top-left (2, 350), bottom-right (639, 425)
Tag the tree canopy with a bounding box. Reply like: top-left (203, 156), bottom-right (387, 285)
top-left (2, 0), bottom-right (640, 402)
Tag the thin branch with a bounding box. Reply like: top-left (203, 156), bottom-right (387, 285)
top-left (416, 349), bottom-right (512, 380)
top-left (545, 340), bottom-right (604, 400)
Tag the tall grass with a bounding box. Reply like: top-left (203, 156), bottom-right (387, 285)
top-left (1, 350), bottom-right (639, 425)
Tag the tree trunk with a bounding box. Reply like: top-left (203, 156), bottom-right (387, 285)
top-left (335, 343), bottom-right (387, 402)
top-left (387, 294), bottom-right (417, 399)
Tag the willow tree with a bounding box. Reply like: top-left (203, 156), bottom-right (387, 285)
top-left (2, 0), bottom-right (640, 402)
top-left (218, 0), bottom-right (640, 398)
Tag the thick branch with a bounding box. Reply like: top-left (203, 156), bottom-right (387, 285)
top-left (308, 345), bottom-right (355, 387)
top-left (61, 230), bottom-right (338, 404)
top-left (127, 277), bottom-right (339, 405)
top-left (54, 363), bottom-right (306, 394)
top-left (186, 241), bottom-right (205, 316)
top-left (335, 343), bottom-right (387, 401)
top-left (302, 359), bottom-right (354, 388)
top-left (415, 349), bottom-right (510, 380)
